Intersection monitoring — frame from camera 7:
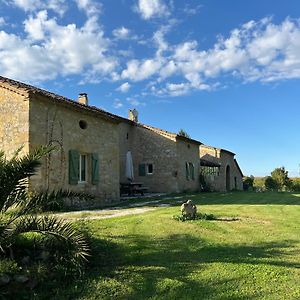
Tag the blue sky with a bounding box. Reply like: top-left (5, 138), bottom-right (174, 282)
top-left (1, 0), bottom-right (300, 177)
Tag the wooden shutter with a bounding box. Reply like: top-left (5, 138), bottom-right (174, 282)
top-left (69, 149), bottom-right (79, 185)
top-left (92, 153), bottom-right (99, 185)
top-left (191, 163), bottom-right (195, 180)
top-left (185, 162), bottom-right (189, 180)
top-left (139, 164), bottom-right (146, 176)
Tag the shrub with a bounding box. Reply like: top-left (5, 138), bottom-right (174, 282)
top-left (0, 146), bottom-right (90, 286)
top-left (243, 176), bottom-right (254, 191)
top-left (173, 212), bottom-right (217, 222)
top-left (264, 176), bottom-right (278, 191)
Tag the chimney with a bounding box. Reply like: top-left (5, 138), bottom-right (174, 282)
top-left (128, 109), bottom-right (138, 123)
top-left (78, 93), bottom-right (88, 105)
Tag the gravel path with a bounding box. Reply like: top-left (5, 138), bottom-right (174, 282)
top-left (54, 196), bottom-right (185, 221)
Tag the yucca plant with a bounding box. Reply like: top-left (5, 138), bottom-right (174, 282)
top-left (0, 146), bottom-right (90, 274)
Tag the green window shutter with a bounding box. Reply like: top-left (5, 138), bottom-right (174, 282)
top-left (191, 163), bottom-right (195, 180)
top-left (186, 162), bottom-right (189, 180)
top-left (92, 153), bottom-right (99, 185)
top-left (139, 164), bottom-right (146, 176)
top-left (69, 149), bottom-right (79, 185)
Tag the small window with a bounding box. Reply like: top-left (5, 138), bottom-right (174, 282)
top-left (126, 133), bottom-right (129, 140)
top-left (79, 120), bottom-right (87, 129)
top-left (79, 154), bottom-right (87, 182)
top-left (147, 164), bottom-right (153, 174)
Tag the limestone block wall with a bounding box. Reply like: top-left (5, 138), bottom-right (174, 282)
top-left (131, 126), bottom-right (179, 193)
top-left (0, 84), bottom-right (29, 157)
top-left (200, 146), bottom-right (243, 192)
top-left (176, 140), bottom-right (200, 192)
top-left (118, 122), bottom-right (136, 183)
top-left (29, 94), bottom-right (120, 204)
top-left (232, 162), bottom-right (243, 190)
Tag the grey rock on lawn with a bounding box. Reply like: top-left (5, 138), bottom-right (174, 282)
top-left (181, 200), bottom-right (197, 218)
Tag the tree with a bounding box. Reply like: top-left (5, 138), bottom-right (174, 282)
top-left (264, 176), bottom-right (278, 191)
top-left (178, 129), bottom-right (190, 138)
top-left (243, 175), bottom-right (254, 191)
top-left (0, 146), bottom-right (90, 275)
top-left (271, 166), bottom-right (291, 191)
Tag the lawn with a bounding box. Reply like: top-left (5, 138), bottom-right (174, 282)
top-left (29, 192), bottom-right (300, 299)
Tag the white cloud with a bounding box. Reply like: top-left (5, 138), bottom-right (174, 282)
top-left (0, 17), bottom-right (6, 27)
top-left (119, 17), bottom-right (300, 96)
top-left (126, 97), bottom-right (145, 106)
top-left (136, 0), bottom-right (169, 20)
top-left (113, 98), bottom-right (123, 109)
top-left (75, 0), bottom-right (101, 16)
top-left (10, 0), bottom-right (67, 15)
top-left (183, 4), bottom-right (203, 16)
top-left (117, 82), bottom-right (131, 93)
top-left (112, 26), bottom-right (130, 39)
top-left (121, 58), bottom-right (164, 81)
top-left (0, 10), bottom-right (116, 82)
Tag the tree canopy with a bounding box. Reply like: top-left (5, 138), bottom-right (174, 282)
top-left (178, 129), bottom-right (190, 138)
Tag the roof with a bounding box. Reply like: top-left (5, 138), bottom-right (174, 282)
top-left (0, 76), bottom-right (121, 124)
top-left (200, 158), bottom-right (221, 167)
top-left (201, 144), bottom-right (235, 156)
top-left (234, 159), bottom-right (244, 177)
top-left (141, 124), bottom-right (202, 145)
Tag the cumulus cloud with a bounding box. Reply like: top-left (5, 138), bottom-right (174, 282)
top-left (0, 10), bottom-right (116, 82)
top-left (112, 26), bottom-right (131, 39)
top-left (10, 0), bottom-right (67, 15)
top-left (121, 58), bottom-right (164, 81)
top-left (183, 4), bottom-right (203, 16)
top-left (75, 0), bottom-right (101, 16)
top-left (0, 17), bottom-right (6, 27)
top-left (117, 82), bottom-right (131, 93)
top-left (120, 17), bottom-right (300, 96)
top-left (136, 0), bottom-right (170, 20)
top-left (113, 98), bottom-right (123, 109)
top-left (126, 97), bottom-right (145, 106)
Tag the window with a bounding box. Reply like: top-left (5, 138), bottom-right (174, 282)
top-left (139, 163), bottom-right (153, 176)
top-left (79, 120), bottom-right (87, 129)
top-left (186, 162), bottom-right (195, 180)
top-left (69, 150), bottom-right (99, 185)
top-left (79, 154), bottom-right (87, 183)
top-left (147, 164), bottom-right (153, 174)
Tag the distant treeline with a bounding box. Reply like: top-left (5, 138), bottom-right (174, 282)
top-left (244, 168), bottom-right (300, 192)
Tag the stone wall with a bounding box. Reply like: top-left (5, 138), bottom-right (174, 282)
top-left (200, 145), bottom-right (243, 192)
top-left (176, 139), bottom-right (200, 192)
top-left (118, 122), bottom-right (201, 193)
top-left (0, 84), bottom-right (29, 158)
top-left (29, 94), bottom-right (120, 204)
top-left (132, 125), bottom-right (179, 193)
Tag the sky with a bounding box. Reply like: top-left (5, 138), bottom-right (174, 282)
top-left (1, 0), bottom-right (300, 177)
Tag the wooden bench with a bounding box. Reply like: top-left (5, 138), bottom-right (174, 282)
top-left (133, 186), bottom-right (149, 196)
top-left (120, 183), bottom-right (149, 196)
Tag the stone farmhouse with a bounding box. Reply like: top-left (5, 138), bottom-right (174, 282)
top-left (0, 76), bottom-right (243, 205)
top-left (200, 144), bottom-right (243, 191)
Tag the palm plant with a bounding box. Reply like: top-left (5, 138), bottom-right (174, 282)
top-left (0, 146), bottom-right (90, 273)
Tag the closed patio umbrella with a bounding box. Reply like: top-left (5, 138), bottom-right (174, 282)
top-left (125, 151), bottom-right (134, 181)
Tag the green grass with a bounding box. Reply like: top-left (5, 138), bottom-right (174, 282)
top-left (21, 192), bottom-right (300, 299)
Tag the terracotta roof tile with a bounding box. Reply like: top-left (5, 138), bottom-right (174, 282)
top-left (0, 76), bottom-right (120, 123)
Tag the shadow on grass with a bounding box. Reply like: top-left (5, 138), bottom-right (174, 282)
top-left (34, 232), bottom-right (300, 299)
top-left (115, 191), bottom-right (300, 209)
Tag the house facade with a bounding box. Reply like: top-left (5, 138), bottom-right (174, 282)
top-left (0, 76), bottom-right (244, 205)
top-left (118, 118), bottom-right (201, 193)
top-left (200, 144), bottom-right (243, 191)
top-left (0, 77), bottom-right (120, 205)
